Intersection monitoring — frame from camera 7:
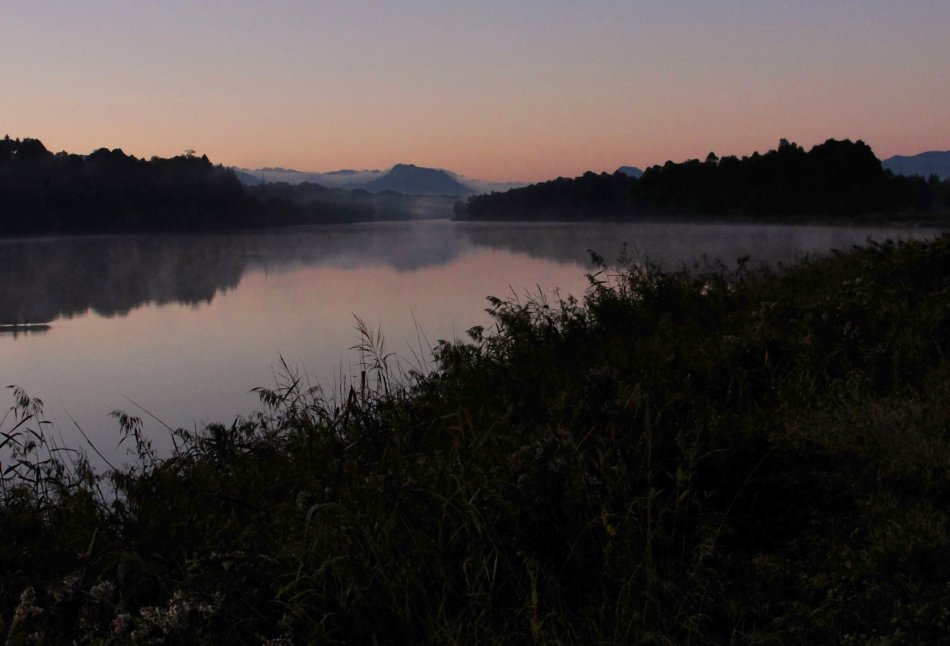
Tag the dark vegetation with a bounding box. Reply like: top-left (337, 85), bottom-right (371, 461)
top-left (457, 138), bottom-right (950, 221)
top-left (5, 232), bottom-right (950, 642)
top-left (0, 136), bottom-right (423, 235)
top-left (0, 136), bottom-right (264, 234)
top-left (249, 181), bottom-right (457, 221)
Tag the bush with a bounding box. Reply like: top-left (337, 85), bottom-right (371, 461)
top-left (4, 235), bottom-right (950, 642)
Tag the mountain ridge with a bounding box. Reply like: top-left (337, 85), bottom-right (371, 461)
top-left (360, 163), bottom-right (475, 196)
top-left (883, 150), bottom-right (950, 180)
top-left (234, 147), bottom-right (950, 197)
top-left (616, 165), bottom-right (644, 178)
top-left (234, 163), bottom-right (473, 196)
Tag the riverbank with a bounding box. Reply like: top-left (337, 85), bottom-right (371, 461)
top-left (3, 233), bottom-right (950, 643)
top-left (456, 208), bottom-right (950, 228)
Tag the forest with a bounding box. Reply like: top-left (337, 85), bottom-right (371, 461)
top-left (0, 137), bottom-right (391, 235)
top-left (457, 138), bottom-right (950, 221)
top-left (248, 181), bottom-right (456, 222)
top-left (6, 136), bottom-right (948, 234)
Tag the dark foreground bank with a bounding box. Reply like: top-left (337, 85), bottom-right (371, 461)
top-left (4, 234), bottom-right (950, 643)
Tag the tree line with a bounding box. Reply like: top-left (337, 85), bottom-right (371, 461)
top-left (0, 136), bottom-right (386, 235)
top-left (457, 138), bottom-right (950, 221)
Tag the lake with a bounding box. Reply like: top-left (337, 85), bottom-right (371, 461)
top-left (1, 219), bottom-right (942, 465)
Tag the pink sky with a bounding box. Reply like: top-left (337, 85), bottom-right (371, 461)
top-left (2, 1), bottom-right (948, 182)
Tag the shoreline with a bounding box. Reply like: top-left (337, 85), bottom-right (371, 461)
top-left (454, 209), bottom-right (950, 228)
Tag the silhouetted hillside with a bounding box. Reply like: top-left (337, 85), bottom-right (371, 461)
top-left (457, 139), bottom-right (950, 221)
top-left (0, 136), bottom-right (408, 234)
top-left (361, 163), bottom-right (475, 196)
top-left (616, 166), bottom-right (643, 178)
top-left (248, 181), bottom-right (457, 220)
top-left (457, 171), bottom-right (640, 221)
top-left (232, 166), bottom-right (383, 188)
top-left (0, 136), bottom-right (286, 234)
top-left (883, 151), bottom-right (950, 180)
top-left (233, 163), bottom-right (475, 196)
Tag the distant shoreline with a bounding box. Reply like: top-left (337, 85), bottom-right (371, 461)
top-left (2, 211), bottom-right (948, 242)
top-left (454, 210), bottom-right (950, 229)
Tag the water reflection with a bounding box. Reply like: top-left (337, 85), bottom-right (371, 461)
top-left (246, 222), bottom-right (471, 273)
top-left (0, 235), bottom-right (244, 325)
top-left (0, 224), bottom-right (479, 326)
top-left (0, 220), bottom-right (942, 326)
top-left (0, 324), bottom-right (50, 337)
top-left (456, 221), bottom-right (943, 270)
top-left (1, 219), bottom-right (943, 470)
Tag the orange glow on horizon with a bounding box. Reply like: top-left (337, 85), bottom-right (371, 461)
top-left (3, 2), bottom-right (947, 184)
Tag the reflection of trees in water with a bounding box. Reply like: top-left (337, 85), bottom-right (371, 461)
top-left (0, 223), bottom-right (473, 325)
top-left (454, 221), bottom-right (712, 268)
top-left (4, 222), bottom-right (934, 325)
top-left (0, 324), bottom-right (50, 338)
top-left (0, 235), bottom-right (246, 325)
top-left (249, 224), bottom-right (470, 273)
top-left (456, 221), bottom-right (940, 271)
top-left (457, 223), bottom-right (602, 266)
top-left (454, 221), bottom-right (764, 268)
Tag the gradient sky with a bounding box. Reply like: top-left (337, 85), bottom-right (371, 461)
top-left (2, 1), bottom-right (949, 182)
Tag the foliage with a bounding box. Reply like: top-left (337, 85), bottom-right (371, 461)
top-left (0, 136), bottom-right (407, 235)
top-left (458, 138), bottom-right (950, 221)
top-left (249, 181), bottom-right (458, 223)
top-left (4, 234), bottom-right (950, 642)
top-left (457, 170), bottom-right (640, 221)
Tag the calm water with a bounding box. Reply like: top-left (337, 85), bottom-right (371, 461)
top-left (1, 219), bottom-right (941, 464)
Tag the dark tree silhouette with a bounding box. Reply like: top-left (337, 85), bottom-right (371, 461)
top-left (0, 136), bottom-right (405, 235)
top-left (457, 138), bottom-right (950, 221)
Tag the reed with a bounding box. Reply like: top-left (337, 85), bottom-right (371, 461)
top-left (3, 234), bottom-right (950, 643)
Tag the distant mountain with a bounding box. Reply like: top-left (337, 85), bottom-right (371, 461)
top-left (234, 163), bottom-right (473, 196)
top-left (360, 164), bottom-right (475, 196)
top-left (324, 169), bottom-right (368, 176)
top-left (883, 151), bottom-right (950, 180)
top-left (233, 169), bottom-right (266, 185)
top-left (232, 167), bottom-right (382, 188)
top-left (616, 166), bottom-right (644, 178)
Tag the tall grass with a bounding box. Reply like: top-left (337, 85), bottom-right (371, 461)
top-left (3, 234), bottom-right (950, 643)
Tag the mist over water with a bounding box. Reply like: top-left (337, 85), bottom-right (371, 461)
top-left (1, 219), bottom-right (941, 467)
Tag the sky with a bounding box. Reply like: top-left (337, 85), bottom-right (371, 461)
top-left (2, 1), bottom-right (949, 182)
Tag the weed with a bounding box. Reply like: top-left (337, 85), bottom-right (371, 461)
top-left (4, 234), bottom-right (950, 642)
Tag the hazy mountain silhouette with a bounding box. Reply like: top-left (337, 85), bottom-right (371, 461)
top-left (233, 169), bottom-right (267, 185)
top-left (883, 151), bottom-right (950, 180)
top-left (233, 167), bottom-right (383, 187)
top-left (248, 180), bottom-right (457, 220)
top-left (325, 169), bottom-right (372, 176)
top-left (360, 164), bottom-right (475, 196)
top-left (616, 166), bottom-right (644, 178)
top-left (236, 163), bottom-right (475, 196)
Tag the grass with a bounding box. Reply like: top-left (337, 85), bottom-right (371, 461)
top-left (3, 234), bottom-right (950, 643)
